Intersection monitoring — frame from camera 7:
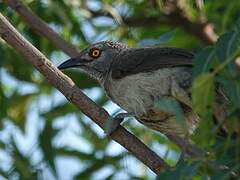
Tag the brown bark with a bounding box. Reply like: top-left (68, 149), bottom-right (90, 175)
top-left (123, 14), bottom-right (218, 45)
top-left (0, 13), bottom-right (169, 175)
top-left (89, 4), bottom-right (218, 45)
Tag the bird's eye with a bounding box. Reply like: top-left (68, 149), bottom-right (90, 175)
top-left (89, 48), bottom-right (101, 58)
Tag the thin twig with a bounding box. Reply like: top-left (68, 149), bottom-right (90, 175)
top-left (0, 13), bottom-right (169, 174)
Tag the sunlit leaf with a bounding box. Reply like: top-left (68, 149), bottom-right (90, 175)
top-left (7, 93), bottom-right (37, 131)
top-left (192, 73), bottom-right (215, 148)
top-left (192, 73), bottom-right (215, 116)
top-left (139, 30), bottom-right (176, 47)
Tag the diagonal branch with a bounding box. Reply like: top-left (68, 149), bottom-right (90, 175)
top-left (0, 13), bottom-right (169, 174)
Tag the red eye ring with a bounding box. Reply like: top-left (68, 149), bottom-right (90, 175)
top-left (89, 48), bottom-right (101, 58)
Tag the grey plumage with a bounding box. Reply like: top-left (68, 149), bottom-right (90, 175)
top-left (58, 41), bottom-right (227, 139)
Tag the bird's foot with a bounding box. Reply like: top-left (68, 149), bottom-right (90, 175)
top-left (104, 112), bottom-right (135, 136)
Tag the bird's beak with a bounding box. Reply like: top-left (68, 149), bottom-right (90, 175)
top-left (58, 57), bottom-right (88, 70)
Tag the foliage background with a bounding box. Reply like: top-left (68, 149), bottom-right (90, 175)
top-left (0, 0), bottom-right (239, 179)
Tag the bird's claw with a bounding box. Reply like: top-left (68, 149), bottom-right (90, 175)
top-left (104, 112), bottom-right (134, 136)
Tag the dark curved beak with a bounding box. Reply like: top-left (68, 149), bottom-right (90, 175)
top-left (58, 57), bottom-right (88, 70)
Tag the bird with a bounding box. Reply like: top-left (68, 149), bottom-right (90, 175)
top-left (58, 41), bottom-right (228, 156)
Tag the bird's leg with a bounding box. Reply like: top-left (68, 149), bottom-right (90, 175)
top-left (104, 112), bottom-right (135, 135)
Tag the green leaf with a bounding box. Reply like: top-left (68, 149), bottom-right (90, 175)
top-left (64, 70), bottom-right (99, 89)
top-left (157, 160), bottom-right (200, 180)
top-left (192, 73), bottom-right (215, 116)
top-left (215, 31), bottom-right (240, 62)
top-left (218, 77), bottom-right (240, 107)
top-left (234, 16), bottom-right (240, 31)
top-left (41, 102), bottom-right (77, 119)
top-left (7, 93), bottom-right (36, 131)
top-left (0, 169), bottom-right (8, 179)
top-left (193, 47), bottom-right (216, 77)
top-left (75, 162), bottom-right (105, 179)
top-left (214, 28), bottom-right (240, 113)
top-left (139, 30), bottom-right (176, 46)
top-left (11, 140), bottom-right (38, 180)
top-left (192, 73), bottom-right (215, 148)
top-left (2, 49), bottom-right (35, 83)
top-left (56, 148), bottom-right (96, 161)
top-left (39, 121), bottom-right (57, 177)
top-left (156, 97), bottom-right (186, 130)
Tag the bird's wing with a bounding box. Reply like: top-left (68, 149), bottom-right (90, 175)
top-left (111, 47), bottom-right (194, 79)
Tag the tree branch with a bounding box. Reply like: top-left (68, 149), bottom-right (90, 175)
top-left (88, 6), bottom-right (217, 45)
top-left (4, 0), bottom-right (79, 57)
top-left (0, 13), bottom-right (169, 174)
top-left (123, 14), bottom-right (217, 45)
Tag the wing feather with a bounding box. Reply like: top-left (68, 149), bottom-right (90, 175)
top-left (111, 47), bottom-right (193, 79)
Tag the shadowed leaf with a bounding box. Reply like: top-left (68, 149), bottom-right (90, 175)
top-left (39, 121), bottom-right (58, 177)
top-left (193, 47), bottom-right (216, 77)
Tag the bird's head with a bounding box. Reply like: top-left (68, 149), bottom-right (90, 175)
top-left (58, 41), bottom-right (127, 82)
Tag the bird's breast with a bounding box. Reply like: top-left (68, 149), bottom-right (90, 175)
top-left (104, 69), bottom-right (177, 116)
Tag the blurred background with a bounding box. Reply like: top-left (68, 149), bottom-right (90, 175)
top-left (0, 0), bottom-right (240, 179)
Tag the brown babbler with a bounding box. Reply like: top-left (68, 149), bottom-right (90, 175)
top-left (58, 41), bottom-right (228, 156)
